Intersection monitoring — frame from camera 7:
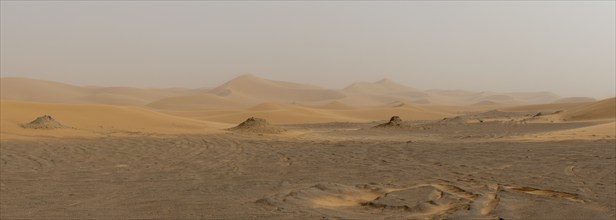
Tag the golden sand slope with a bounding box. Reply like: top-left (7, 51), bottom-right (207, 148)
top-left (0, 77), bottom-right (198, 105)
top-left (560, 97), bottom-right (616, 121)
top-left (146, 93), bottom-right (247, 110)
top-left (0, 101), bottom-right (230, 139)
top-left (516, 121), bottom-right (615, 141)
top-left (501, 102), bottom-right (592, 112)
top-left (509, 98), bottom-right (615, 140)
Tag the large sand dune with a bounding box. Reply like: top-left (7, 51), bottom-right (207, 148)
top-left (559, 97), bottom-right (616, 121)
top-left (340, 78), bottom-right (429, 105)
top-left (210, 74), bottom-right (346, 104)
top-left (0, 101), bottom-right (229, 139)
top-left (3, 75), bottom-right (567, 108)
top-left (146, 93), bottom-right (247, 110)
top-left (0, 77), bottom-right (201, 105)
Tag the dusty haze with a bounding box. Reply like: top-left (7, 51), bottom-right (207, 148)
top-left (1, 1), bottom-right (614, 98)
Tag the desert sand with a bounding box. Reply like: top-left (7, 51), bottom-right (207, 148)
top-left (1, 76), bottom-right (614, 219)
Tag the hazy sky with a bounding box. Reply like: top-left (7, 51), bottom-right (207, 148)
top-left (1, 1), bottom-right (614, 98)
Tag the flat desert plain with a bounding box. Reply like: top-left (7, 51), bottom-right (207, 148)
top-left (1, 76), bottom-right (615, 219)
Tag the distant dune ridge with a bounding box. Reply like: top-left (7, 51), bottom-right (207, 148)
top-left (210, 74), bottom-right (346, 104)
top-left (553, 97), bottom-right (597, 104)
top-left (0, 77), bottom-right (202, 105)
top-left (340, 78), bottom-right (429, 105)
top-left (1, 74), bottom-right (614, 140)
top-left (1, 75), bottom-right (569, 108)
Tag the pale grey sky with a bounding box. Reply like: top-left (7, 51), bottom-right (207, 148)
top-left (1, 1), bottom-right (614, 98)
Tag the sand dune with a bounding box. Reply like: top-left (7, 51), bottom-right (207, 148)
top-left (559, 97), bottom-right (616, 121)
top-left (1, 95), bottom-right (614, 219)
top-left (472, 100), bottom-right (502, 106)
top-left (1, 77), bottom-right (87, 103)
top-left (501, 102), bottom-right (591, 113)
top-left (248, 102), bottom-right (293, 111)
top-left (340, 79), bottom-right (429, 105)
top-left (476, 94), bottom-right (516, 103)
top-left (209, 74), bottom-right (345, 104)
top-left (146, 93), bottom-right (247, 110)
top-left (0, 77), bottom-right (200, 105)
top-left (424, 90), bottom-right (497, 105)
top-left (315, 101), bottom-right (354, 110)
top-left (193, 105), bottom-right (359, 124)
top-left (3, 76), bottom-right (573, 108)
top-left (331, 105), bottom-right (447, 122)
top-left (2, 76), bottom-right (613, 220)
top-left (553, 97), bottom-right (597, 103)
top-left (517, 121), bottom-right (615, 141)
top-left (424, 90), bottom-right (560, 105)
top-left (505, 91), bottom-right (560, 104)
top-left (0, 100), bottom-right (229, 139)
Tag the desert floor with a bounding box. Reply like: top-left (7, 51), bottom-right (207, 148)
top-left (1, 77), bottom-right (615, 219)
top-left (1, 120), bottom-right (614, 219)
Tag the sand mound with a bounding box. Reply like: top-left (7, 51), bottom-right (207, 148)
top-left (21, 115), bottom-right (65, 129)
top-left (228, 117), bottom-right (285, 133)
top-left (441, 116), bottom-right (466, 123)
top-left (374, 116), bottom-right (407, 128)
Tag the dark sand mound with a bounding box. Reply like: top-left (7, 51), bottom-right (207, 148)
top-left (374, 116), bottom-right (409, 128)
top-left (21, 115), bottom-right (65, 129)
top-left (441, 116), bottom-right (466, 124)
top-left (228, 117), bottom-right (286, 133)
